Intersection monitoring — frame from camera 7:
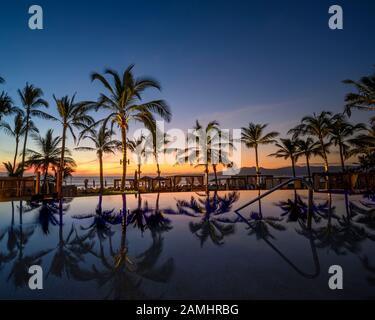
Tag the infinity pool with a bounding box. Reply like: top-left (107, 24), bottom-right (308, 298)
top-left (0, 190), bottom-right (374, 299)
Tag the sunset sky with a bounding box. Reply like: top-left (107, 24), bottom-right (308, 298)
top-left (1, 0), bottom-right (375, 176)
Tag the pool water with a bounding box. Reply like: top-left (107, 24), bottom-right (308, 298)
top-left (0, 190), bottom-right (374, 300)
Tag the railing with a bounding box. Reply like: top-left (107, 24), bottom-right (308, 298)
top-left (234, 177), bottom-right (314, 217)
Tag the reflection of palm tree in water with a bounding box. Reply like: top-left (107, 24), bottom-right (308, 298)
top-left (0, 202), bottom-right (18, 269)
top-left (236, 189), bottom-right (320, 279)
top-left (360, 256), bottom-right (375, 288)
top-left (127, 192), bottom-right (173, 237)
top-left (147, 193), bottom-right (173, 237)
top-left (349, 195), bottom-right (375, 235)
top-left (23, 198), bottom-right (72, 235)
top-left (345, 193), bottom-right (375, 291)
top-left (48, 200), bottom-right (95, 279)
top-left (275, 189), bottom-right (332, 224)
top-left (247, 189), bottom-right (286, 240)
top-left (170, 191), bottom-right (238, 247)
top-left (73, 195), bottom-right (121, 242)
top-left (311, 193), bottom-right (372, 255)
top-left (74, 194), bottom-right (174, 299)
top-left (7, 201), bottom-right (51, 288)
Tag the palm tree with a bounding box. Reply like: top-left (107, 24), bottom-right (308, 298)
top-left (143, 125), bottom-right (172, 178)
top-left (329, 113), bottom-right (366, 171)
top-left (241, 123), bottom-right (279, 182)
top-left (269, 138), bottom-right (300, 177)
top-left (76, 124), bottom-right (121, 193)
top-left (343, 68), bottom-right (375, 116)
top-left (2, 162), bottom-right (23, 177)
top-left (0, 92), bottom-right (15, 121)
top-left (296, 138), bottom-right (322, 179)
top-left (179, 120), bottom-right (221, 191)
top-left (53, 94), bottom-right (94, 198)
top-left (18, 83), bottom-right (50, 176)
top-left (91, 65), bottom-right (171, 191)
top-left (0, 76), bottom-right (4, 84)
top-left (0, 112), bottom-right (38, 170)
top-left (25, 129), bottom-right (76, 193)
top-left (127, 135), bottom-right (146, 185)
top-left (289, 111), bottom-right (332, 173)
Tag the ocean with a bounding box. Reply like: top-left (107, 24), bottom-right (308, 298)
top-left (67, 176), bottom-right (125, 187)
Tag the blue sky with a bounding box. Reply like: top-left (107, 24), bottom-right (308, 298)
top-left (1, 0), bottom-right (375, 173)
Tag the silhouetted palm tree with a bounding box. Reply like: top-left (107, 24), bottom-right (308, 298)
top-left (241, 123), bottom-right (279, 183)
top-left (269, 138), bottom-right (300, 177)
top-left (25, 129), bottom-right (76, 193)
top-left (343, 68), bottom-right (375, 115)
top-left (0, 92), bottom-right (15, 122)
top-left (349, 119), bottom-right (375, 168)
top-left (76, 123), bottom-right (121, 192)
top-left (179, 120), bottom-right (221, 191)
top-left (18, 83), bottom-right (50, 176)
top-left (53, 94), bottom-right (94, 197)
top-left (91, 65), bottom-right (171, 191)
top-left (144, 125), bottom-right (172, 178)
top-left (127, 135), bottom-right (146, 184)
top-left (329, 113), bottom-right (366, 171)
top-left (296, 138), bottom-right (322, 179)
top-left (0, 112), bottom-right (38, 171)
top-left (2, 162), bottom-right (23, 177)
top-left (289, 112), bottom-right (332, 173)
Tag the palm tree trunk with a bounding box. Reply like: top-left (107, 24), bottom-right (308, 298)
top-left (291, 157), bottom-right (296, 178)
top-left (339, 143), bottom-right (345, 172)
top-left (212, 164), bottom-right (218, 189)
top-left (255, 145), bottom-right (260, 186)
top-left (99, 152), bottom-right (104, 193)
top-left (20, 109), bottom-right (30, 177)
top-left (156, 160), bottom-right (161, 190)
top-left (306, 155), bottom-right (311, 180)
top-left (156, 162), bottom-right (161, 177)
top-left (43, 167), bottom-right (48, 194)
top-left (13, 137), bottom-right (19, 170)
top-left (205, 164), bottom-right (209, 193)
top-left (57, 125), bottom-right (67, 198)
top-left (255, 145), bottom-right (260, 174)
top-left (319, 137), bottom-right (329, 173)
top-left (121, 126), bottom-right (127, 191)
